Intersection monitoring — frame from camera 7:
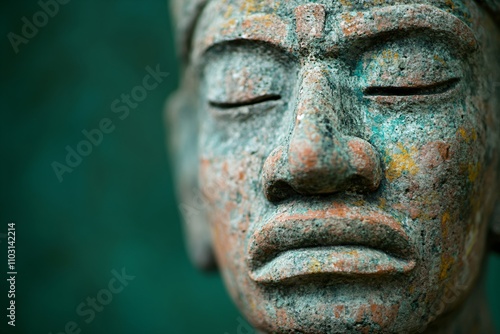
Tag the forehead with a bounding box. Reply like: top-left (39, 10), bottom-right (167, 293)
top-left (191, 0), bottom-right (481, 62)
top-left (204, 0), bottom-right (476, 15)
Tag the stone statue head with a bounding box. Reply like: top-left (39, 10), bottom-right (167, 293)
top-left (167, 0), bottom-right (500, 332)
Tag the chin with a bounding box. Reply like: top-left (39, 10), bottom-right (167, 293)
top-left (237, 280), bottom-right (413, 333)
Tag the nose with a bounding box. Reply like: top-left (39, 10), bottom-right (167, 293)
top-left (262, 62), bottom-right (382, 202)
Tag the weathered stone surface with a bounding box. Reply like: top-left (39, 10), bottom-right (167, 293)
top-left (168, 0), bottom-right (500, 332)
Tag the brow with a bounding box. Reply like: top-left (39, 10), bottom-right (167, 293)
top-left (193, 4), bottom-right (478, 64)
top-left (335, 4), bottom-right (477, 55)
top-left (192, 13), bottom-right (292, 64)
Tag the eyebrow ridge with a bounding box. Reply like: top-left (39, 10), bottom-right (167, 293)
top-left (192, 12), bottom-right (291, 64)
top-left (337, 4), bottom-right (478, 53)
top-left (194, 4), bottom-right (478, 64)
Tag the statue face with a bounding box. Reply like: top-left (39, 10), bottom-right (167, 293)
top-left (181, 0), bottom-right (500, 332)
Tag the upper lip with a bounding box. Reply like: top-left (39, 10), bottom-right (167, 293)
top-left (247, 203), bottom-right (415, 283)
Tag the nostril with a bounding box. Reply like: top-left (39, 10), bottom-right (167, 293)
top-left (261, 135), bottom-right (382, 202)
top-left (264, 179), bottom-right (295, 202)
top-left (346, 137), bottom-right (382, 192)
top-left (261, 145), bottom-right (296, 202)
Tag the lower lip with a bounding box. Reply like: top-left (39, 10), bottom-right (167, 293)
top-left (249, 246), bottom-right (416, 284)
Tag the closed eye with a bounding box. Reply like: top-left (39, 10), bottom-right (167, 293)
top-left (364, 78), bottom-right (460, 96)
top-left (209, 94), bottom-right (281, 109)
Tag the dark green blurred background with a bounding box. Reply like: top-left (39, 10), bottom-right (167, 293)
top-left (1, 1), bottom-right (499, 333)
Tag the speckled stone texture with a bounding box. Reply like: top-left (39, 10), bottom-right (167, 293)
top-left (167, 0), bottom-right (500, 333)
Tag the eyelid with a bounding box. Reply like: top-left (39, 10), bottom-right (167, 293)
top-left (209, 94), bottom-right (281, 109)
top-left (364, 78), bottom-right (460, 96)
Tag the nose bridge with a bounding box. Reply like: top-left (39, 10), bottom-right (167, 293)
top-left (294, 62), bottom-right (339, 131)
top-left (288, 61), bottom-right (351, 188)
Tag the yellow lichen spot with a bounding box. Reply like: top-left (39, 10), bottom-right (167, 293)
top-left (224, 5), bottom-right (233, 19)
top-left (385, 143), bottom-right (419, 181)
top-left (441, 212), bottom-right (450, 238)
top-left (458, 127), bottom-right (477, 143)
top-left (240, 0), bottom-right (263, 14)
top-left (345, 249), bottom-right (360, 256)
top-left (367, 0), bottom-right (387, 5)
top-left (408, 284), bottom-right (416, 294)
top-left (458, 127), bottom-right (468, 141)
top-left (341, 12), bottom-right (355, 24)
top-left (445, 0), bottom-right (456, 10)
top-left (465, 225), bottom-right (478, 256)
top-left (382, 49), bottom-right (399, 61)
top-left (468, 162), bottom-right (481, 182)
top-left (353, 200), bottom-right (365, 206)
top-left (439, 254), bottom-right (454, 280)
top-left (378, 50), bottom-right (399, 66)
top-left (378, 198), bottom-right (387, 209)
top-left (309, 258), bottom-right (322, 273)
top-left (220, 18), bottom-right (236, 30)
top-left (250, 14), bottom-right (276, 28)
top-left (339, 0), bottom-right (353, 7)
top-left (471, 128), bottom-right (478, 141)
top-left (249, 299), bottom-right (256, 312)
top-left (433, 54), bottom-right (447, 66)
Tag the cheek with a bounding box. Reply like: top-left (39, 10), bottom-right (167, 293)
top-left (415, 140), bottom-right (470, 281)
top-left (382, 123), bottom-right (485, 219)
top-left (409, 140), bottom-right (462, 220)
top-left (400, 129), bottom-right (490, 286)
top-left (199, 155), bottom-right (249, 242)
top-left (198, 153), bottom-right (263, 298)
top-left (199, 154), bottom-right (262, 216)
top-left (379, 122), bottom-right (487, 268)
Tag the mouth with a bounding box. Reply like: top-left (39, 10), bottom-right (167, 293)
top-left (247, 204), bottom-right (416, 284)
